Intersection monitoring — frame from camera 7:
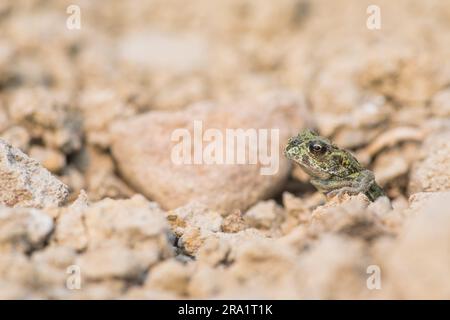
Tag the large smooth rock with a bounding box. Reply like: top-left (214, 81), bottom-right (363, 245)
top-left (111, 92), bottom-right (312, 212)
top-left (409, 131), bottom-right (450, 194)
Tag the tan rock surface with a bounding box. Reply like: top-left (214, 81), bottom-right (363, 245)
top-left (0, 140), bottom-right (69, 208)
top-left (1, 0), bottom-right (450, 300)
top-left (409, 131), bottom-right (450, 193)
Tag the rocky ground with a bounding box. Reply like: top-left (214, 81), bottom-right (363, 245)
top-left (0, 0), bottom-right (450, 299)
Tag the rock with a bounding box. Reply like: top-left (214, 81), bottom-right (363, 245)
top-left (80, 195), bottom-right (175, 264)
top-left (310, 194), bottom-right (393, 241)
top-left (196, 229), bottom-right (267, 264)
top-left (409, 131), bottom-right (450, 193)
top-left (221, 209), bottom-right (247, 233)
top-left (64, 280), bottom-right (127, 300)
top-left (118, 31), bottom-right (208, 73)
top-left (0, 207), bottom-right (53, 253)
top-left (78, 88), bottom-right (136, 149)
top-left (52, 194), bottom-right (176, 284)
top-left (6, 88), bottom-right (82, 153)
top-left (359, 52), bottom-right (441, 107)
top-left (0, 126), bottom-right (30, 152)
top-left (31, 246), bottom-right (78, 293)
top-left (76, 246), bottom-right (148, 281)
top-left (76, 147), bottom-right (136, 201)
top-left (430, 89), bottom-right (450, 117)
top-left (166, 207), bottom-right (225, 254)
top-left (59, 167), bottom-right (86, 202)
top-left (222, 239), bottom-right (303, 299)
top-left (195, 236), bottom-right (232, 266)
top-left (0, 139), bottom-right (69, 208)
top-left (144, 259), bottom-right (193, 296)
top-left (53, 191), bottom-right (89, 251)
top-left (187, 264), bottom-right (228, 298)
top-left (167, 201), bottom-right (223, 238)
top-left (29, 146), bottom-right (66, 174)
top-left (295, 234), bottom-right (369, 299)
top-left (282, 192), bottom-right (312, 224)
top-left (111, 91), bottom-right (312, 212)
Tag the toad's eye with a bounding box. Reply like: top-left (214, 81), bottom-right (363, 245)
top-left (309, 142), bottom-right (326, 154)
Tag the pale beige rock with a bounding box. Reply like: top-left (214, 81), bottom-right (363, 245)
top-left (29, 146), bottom-right (66, 173)
top-left (373, 149), bottom-right (409, 186)
top-left (118, 31), bottom-right (208, 73)
top-left (244, 200), bottom-right (284, 230)
top-left (145, 259), bottom-right (193, 296)
top-left (0, 139), bottom-right (69, 208)
top-left (195, 236), bottom-right (232, 266)
top-left (282, 192), bottom-right (312, 224)
top-left (167, 201), bottom-right (223, 255)
top-left (80, 195), bottom-right (175, 268)
top-left (0, 126), bottom-right (30, 152)
top-left (431, 89), bottom-right (450, 117)
top-left (78, 88), bottom-right (136, 149)
top-left (63, 281), bottom-right (127, 300)
top-left (222, 239), bottom-right (303, 299)
top-left (187, 264), bottom-right (230, 298)
top-left (111, 92), bottom-right (312, 212)
top-left (311, 194), bottom-right (393, 241)
top-left (76, 246), bottom-right (148, 281)
top-left (0, 207), bottom-right (53, 253)
top-left (1, 0), bottom-right (450, 301)
top-left (295, 234), bottom-right (370, 299)
top-left (53, 191), bottom-right (89, 251)
top-left (7, 88), bottom-right (82, 153)
top-left (83, 196), bottom-right (171, 246)
top-left (59, 167), bottom-right (86, 202)
top-left (31, 246), bottom-right (78, 292)
top-left (52, 195), bottom-right (176, 285)
top-left (124, 288), bottom-right (179, 300)
top-left (0, 253), bottom-right (35, 298)
top-left (221, 209), bottom-right (247, 233)
top-left (198, 229), bottom-right (267, 263)
top-left (167, 201), bottom-right (223, 237)
top-left (0, 104), bottom-right (9, 133)
top-left (77, 147), bottom-right (135, 201)
top-left (378, 191), bottom-right (450, 299)
top-left (359, 52), bottom-right (442, 107)
top-left (32, 245), bottom-right (78, 270)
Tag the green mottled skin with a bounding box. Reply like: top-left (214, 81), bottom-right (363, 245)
top-left (284, 129), bottom-right (385, 201)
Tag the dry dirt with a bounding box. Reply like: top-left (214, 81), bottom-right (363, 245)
top-left (0, 0), bottom-right (449, 299)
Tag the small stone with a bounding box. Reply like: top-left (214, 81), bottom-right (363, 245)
top-left (76, 246), bottom-right (147, 281)
top-left (111, 92), bottom-right (312, 212)
top-left (0, 207), bottom-right (53, 253)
